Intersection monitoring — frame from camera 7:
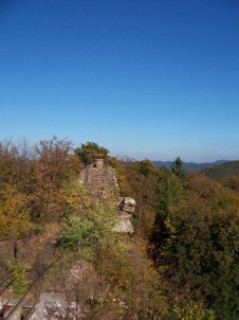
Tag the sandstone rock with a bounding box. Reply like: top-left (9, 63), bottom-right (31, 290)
top-left (79, 159), bottom-right (120, 197)
top-left (112, 214), bottom-right (134, 233)
top-left (117, 197), bottom-right (136, 213)
top-left (79, 160), bottom-right (136, 233)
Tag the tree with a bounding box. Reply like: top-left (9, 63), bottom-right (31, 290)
top-left (151, 168), bottom-right (183, 248)
top-left (31, 137), bottom-right (80, 222)
top-left (60, 202), bottom-right (118, 261)
top-left (74, 141), bottom-right (109, 165)
top-left (170, 302), bottom-right (215, 320)
top-left (0, 139), bottom-right (35, 195)
top-left (138, 159), bottom-right (158, 178)
top-left (171, 157), bottom-right (187, 181)
top-left (34, 136), bottom-right (73, 194)
top-left (161, 175), bottom-right (239, 320)
top-left (0, 184), bottom-right (32, 241)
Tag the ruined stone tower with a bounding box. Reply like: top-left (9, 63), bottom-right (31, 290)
top-left (79, 159), bottom-right (136, 233)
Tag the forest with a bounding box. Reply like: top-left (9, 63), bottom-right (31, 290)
top-left (0, 137), bottom-right (239, 320)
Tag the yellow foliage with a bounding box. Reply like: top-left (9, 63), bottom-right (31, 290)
top-left (0, 184), bottom-right (32, 239)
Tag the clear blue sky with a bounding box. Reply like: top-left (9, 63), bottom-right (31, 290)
top-left (0, 0), bottom-right (238, 162)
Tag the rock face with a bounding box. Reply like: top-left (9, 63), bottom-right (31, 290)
top-left (112, 213), bottom-right (134, 233)
top-left (79, 159), bottom-right (120, 198)
top-left (113, 197), bottom-right (136, 233)
top-left (117, 197), bottom-right (136, 213)
top-left (30, 291), bottom-right (85, 320)
top-left (79, 159), bottom-right (136, 233)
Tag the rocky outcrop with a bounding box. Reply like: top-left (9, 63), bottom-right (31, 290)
top-left (112, 197), bottom-right (136, 233)
top-left (79, 159), bottom-right (120, 198)
top-left (112, 213), bottom-right (134, 233)
top-left (79, 160), bottom-right (136, 233)
top-left (117, 197), bottom-right (136, 213)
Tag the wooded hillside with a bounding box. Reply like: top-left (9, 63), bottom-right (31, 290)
top-left (202, 160), bottom-right (239, 180)
top-left (0, 139), bottom-right (239, 319)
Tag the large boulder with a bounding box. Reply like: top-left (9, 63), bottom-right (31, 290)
top-left (117, 197), bottom-right (136, 213)
top-left (112, 214), bottom-right (134, 233)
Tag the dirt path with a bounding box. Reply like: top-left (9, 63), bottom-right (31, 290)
top-left (27, 223), bottom-right (62, 283)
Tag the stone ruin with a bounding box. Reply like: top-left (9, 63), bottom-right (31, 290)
top-left (79, 158), bottom-right (120, 198)
top-left (79, 159), bottom-right (136, 233)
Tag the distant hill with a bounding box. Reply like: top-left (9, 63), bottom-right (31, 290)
top-left (201, 160), bottom-right (239, 180)
top-left (153, 160), bottom-right (228, 172)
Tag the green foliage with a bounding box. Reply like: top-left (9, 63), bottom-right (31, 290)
top-left (7, 260), bottom-right (30, 296)
top-left (60, 202), bottom-right (117, 262)
top-left (202, 160), bottom-right (239, 180)
top-left (171, 157), bottom-right (186, 179)
top-left (163, 180), bottom-right (239, 319)
top-left (152, 168), bottom-right (184, 247)
top-left (171, 157), bottom-right (188, 188)
top-left (107, 157), bottom-right (133, 197)
top-left (115, 159), bottom-right (159, 236)
top-left (138, 159), bottom-right (158, 177)
top-left (74, 141), bottom-right (109, 165)
top-left (60, 202), bottom-right (142, 301)
top-left (2, 137), bottom-right (239, 320)
top-left (171, 301), bottom-right (215, 320)
top-left (150, 171), bottom-right (239, 319)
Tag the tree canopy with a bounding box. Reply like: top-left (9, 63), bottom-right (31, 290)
top-left (74, 141), bottom-right (109, 165)
top-left (1, 138), bottom-right (239, 319)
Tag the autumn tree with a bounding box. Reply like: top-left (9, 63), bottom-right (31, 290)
top-left (221, 175), bottom-right (239, 193)
top-left (0, 140), bottom-right (34, 245)
top-left (0, 184), bottom-right (32, 241)
top-left (74, 141), bottom-right (109, 166)
top-left (0, 139), bottom-right (34, 194)
top-left (29, 136), bottom-right (82, 223)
